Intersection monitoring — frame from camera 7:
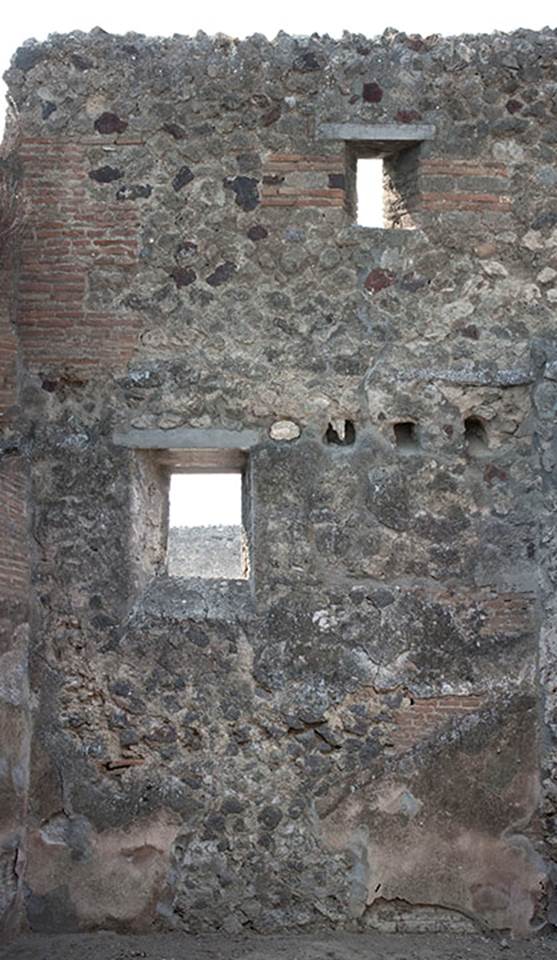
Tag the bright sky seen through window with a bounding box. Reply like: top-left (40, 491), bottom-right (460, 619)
top-left (169, 473), bottom-right (242, 528)
top-left (357, 158), bottom-right (384, 227)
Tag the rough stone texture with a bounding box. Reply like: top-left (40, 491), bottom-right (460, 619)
top-left (1, 23), bottom-right (557, 940)
top-left (167, 526), bottom-right (244, 579)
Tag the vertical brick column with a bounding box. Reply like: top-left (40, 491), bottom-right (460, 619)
top-left (0, 455), bottom-right (29, 597)
top-left (0, 264), bottom-right (18, 416)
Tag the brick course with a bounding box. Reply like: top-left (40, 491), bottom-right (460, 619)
top-left (261, 153), bottom-right (345, 208)
top-left (390, 695), bottom-right (485, 753)
top-left (0, 455), bottom-right (28, 601)
top-left (0, 266), bottom-right (17, 416)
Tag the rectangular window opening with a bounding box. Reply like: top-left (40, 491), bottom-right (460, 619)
top-left (347, 142), bottom-right (418, 230)
top-left (356, 157), bottom-right (384, 228)
top-left (164, 451), bottom-right (249, 580)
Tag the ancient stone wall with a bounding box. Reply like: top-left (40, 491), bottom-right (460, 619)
top-left (2, 25), bottom-right (557, 936)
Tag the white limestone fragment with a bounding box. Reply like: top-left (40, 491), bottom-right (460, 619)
top-left (158, 413), bottom-right (185, 429)
top-left (481, 260), bottom-right (508, 278)
top-left (269, 419), bottom-right (300, 441)
top-left (493, 140), bottom-right (525, 164)
top-left (521, 230), bottom-right (545, 251)
top-left (537, 267), bottom-right (557, 284)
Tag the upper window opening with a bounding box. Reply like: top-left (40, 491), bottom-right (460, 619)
top-left (319, 123), bottom-right (434, 230)
top-left (344, 143), bottom-right (425, 230)
top-left (347, 144), bottom-right (418, 230)
top-left (164, 451), bottom-right (249, 580)
top-left (357, 158), bottom-right (384, 227)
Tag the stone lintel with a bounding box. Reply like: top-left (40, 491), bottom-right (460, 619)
top-left (113, 426), bottom-right (261, 450)
top-left (318, 123), bottom-right (436, 142)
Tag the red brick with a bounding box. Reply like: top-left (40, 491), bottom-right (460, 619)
top-left (0, 457), bottom-right (29, 601)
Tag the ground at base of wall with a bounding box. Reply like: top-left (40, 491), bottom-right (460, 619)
top-left (2, 931), bottom-right (557, 960)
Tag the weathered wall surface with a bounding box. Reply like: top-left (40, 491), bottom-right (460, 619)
top-left (2, 25), bottom-right (557, 935)
top-left (0, 156), bottom-right (31, 938)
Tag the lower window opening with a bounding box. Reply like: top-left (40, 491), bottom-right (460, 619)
top-left (167, 470), bottom-right (248, 580)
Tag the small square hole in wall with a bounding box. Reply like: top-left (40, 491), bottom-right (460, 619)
top-left (394, 421), bottom-right (419, 452)
top-left (164, 452), bottom-right (248, 580)
top-left (464, 416), bottom-right (488, 455)
top-left (356, 158), bottom-right (384, 227)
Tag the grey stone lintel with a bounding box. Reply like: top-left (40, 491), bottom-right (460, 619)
top-left (318, 123), bottom-right (436, 142)
top-left (113, 427), bottom-right (261, 450)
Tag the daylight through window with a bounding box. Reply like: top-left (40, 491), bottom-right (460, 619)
top-left (356, 157), bottom-right (384, 227)
top-left (167, 471), bottom-right (247, 580)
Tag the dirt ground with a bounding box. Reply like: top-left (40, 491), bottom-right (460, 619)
top-left (1, 931), bottom-right (557, 960)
